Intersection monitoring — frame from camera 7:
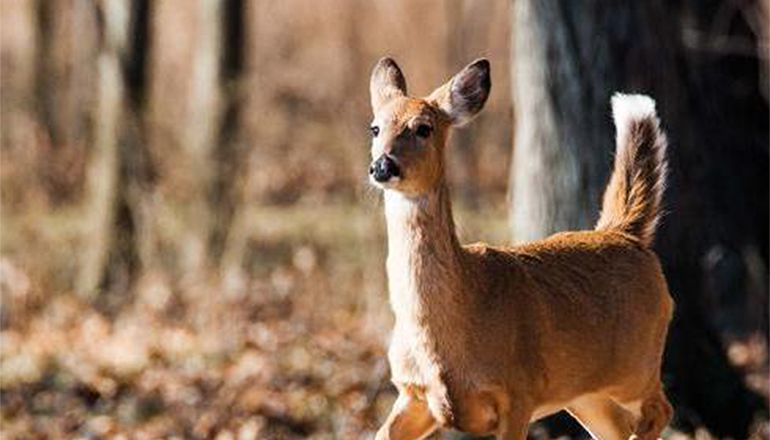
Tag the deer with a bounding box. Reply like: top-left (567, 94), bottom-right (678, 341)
top-left (367, 57), bottom-right (674, 440)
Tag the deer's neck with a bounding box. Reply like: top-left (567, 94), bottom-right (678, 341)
top-left (384, 184), bottom-right (466, 324)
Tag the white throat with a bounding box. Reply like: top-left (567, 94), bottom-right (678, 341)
top-left (382, 187), bottom-right (464, 323)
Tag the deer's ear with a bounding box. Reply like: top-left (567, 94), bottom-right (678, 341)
top-left (428, 58), bottom-right (491, 126)
top-left (370, 57), bottom-right (407, 112)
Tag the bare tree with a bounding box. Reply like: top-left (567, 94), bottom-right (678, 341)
top-left (77, 0), bottom-right (152, 301)
top-left (77, 0), bottom-right (129, 297)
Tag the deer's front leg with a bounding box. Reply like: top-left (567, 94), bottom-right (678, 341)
top-left (376, 391), bottom-right (439, 440)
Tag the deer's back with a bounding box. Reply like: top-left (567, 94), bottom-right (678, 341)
top-left (463, 230), bottom-right (673, 403)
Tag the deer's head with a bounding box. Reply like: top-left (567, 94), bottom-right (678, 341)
top-left (368, 57), bottom-right (491, 196)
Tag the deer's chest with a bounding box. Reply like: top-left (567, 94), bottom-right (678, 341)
top-left (387, 321), bottom-right (504, 434)
top-left (387, 321), bottom-right (429, 381)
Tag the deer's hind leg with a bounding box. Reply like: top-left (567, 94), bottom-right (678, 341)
top-left (623, 383), bottom-right (673, 440)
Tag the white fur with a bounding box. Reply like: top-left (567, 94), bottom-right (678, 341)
top-left (612, 93), bottom-right (656, 123)
top-left (611, 93), bottom-right (657, 140)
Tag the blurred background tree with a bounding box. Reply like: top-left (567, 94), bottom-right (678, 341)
top-left (0, 0), bottom-right (766, 439)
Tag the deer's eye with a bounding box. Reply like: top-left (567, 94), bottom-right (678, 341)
top-left (415, 124), bottom-right (432, 138)
top-left (370, 126), bottom-right (380, 137)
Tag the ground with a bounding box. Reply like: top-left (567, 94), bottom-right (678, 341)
top-left (0, 203), bottom-right (766, 440)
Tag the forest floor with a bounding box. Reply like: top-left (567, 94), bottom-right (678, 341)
top-left (0, 203), bottom-right (767, 440)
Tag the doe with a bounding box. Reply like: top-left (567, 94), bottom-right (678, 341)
top-left (367, 57), bottom-right (674, 440)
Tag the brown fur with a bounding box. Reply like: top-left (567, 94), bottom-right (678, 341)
top-left (368, 58), bottom-right (674, 440)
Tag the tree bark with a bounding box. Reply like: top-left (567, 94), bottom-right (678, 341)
top-left (208, 0), bottom-right (247, 268)
top-left (76, 0), bottom-right (126, 297)
top-left (146, 0), bottom-right (224, 277)
top-left (33, 0), bottom-right (98, 203)
top-left (508, 0), bottom-right (767, 438)
top-left (77, 0), bottom-right (152, 304)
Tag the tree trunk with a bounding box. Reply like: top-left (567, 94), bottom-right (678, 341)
top-left (508, 0), bottom-right (767, 438)
top-left (146, 0), bottom-right (224, 277)
top-left (76, 0), bottom-right (128, 297)
top-left (33, 0), bottom-right (98, 203)
top-left (77, 0), bottom-right (152, 305)
top-left (208, 0), bottom-right (247, 268)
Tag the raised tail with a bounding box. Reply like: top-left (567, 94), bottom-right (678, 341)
top-left (596, 93), bottom-right (668, 247)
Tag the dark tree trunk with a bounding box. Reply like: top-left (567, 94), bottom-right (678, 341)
top-left (508, 0), bottom-right (767, 438)
top-left (208, 0), bottom-right (246, 266)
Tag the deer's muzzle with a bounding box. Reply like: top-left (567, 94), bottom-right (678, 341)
top-left (370, 155), bottom-right (402, 183)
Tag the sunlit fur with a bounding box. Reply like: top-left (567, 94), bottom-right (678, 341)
top-left (369, 57), bottom-right (674, 440)
top-left (370, 98), bottom-right (451, 196)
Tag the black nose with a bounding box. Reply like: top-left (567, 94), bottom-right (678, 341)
top-left (369, 155), bottom-right (401, 182)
